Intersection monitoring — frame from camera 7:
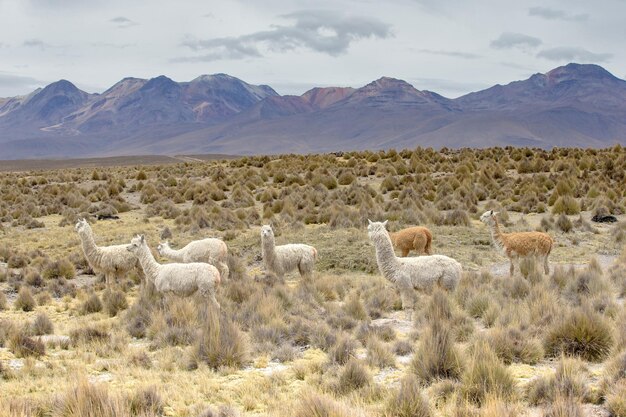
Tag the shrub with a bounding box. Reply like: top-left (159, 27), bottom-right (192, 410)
top-left (291, 392), bottom-right (355, 417)
top-left (70, 326), bottom-right (110, 346)
top-left (42, 259), bottom-right (76, 280)
top-left (544, 395), bottom-right (584, 417)
top-left (56, 379), bottom-right (124, 417)
top-left (544, 307), bottom-right (614, 362)
top-left (461, 339), bottom-right (516, 405)
top-left (606, 380), bottom-right (626, 417)
top-left (556, 214), bottom-right (573, 233)
top-left (366, 337), bottom-right (396, 368)
top-left (103, 289), bottom-right (128, 317)
top-left (30, 312), bottom-right (54, 335)
top-left (444, 209), bottom-right (471, 227)
top-left (412, 318), bottom-right (463, 383)
top-left (0, 292), bottom-right (6, 310)
top-left (383, 375), bottom-right (431, 417)
top-left (9, 330), bottom-right (45, 358)
top-left (329, 335), bottom-right (357, 365)
top-left (15, 286), bottom-right (36, 311)
top-left (81, 293), bottom-right (103, 314)
top-left (338, 359), bottom-right (371, 393)
top-left (128, 386), bottom-right (164, 416)
top-left (195, 307), bottom-right (249, 370)
top-left (552, 196), bottom-right (580, 215)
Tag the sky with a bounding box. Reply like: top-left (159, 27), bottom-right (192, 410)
top-left (0, 0), bottom-right (624, 98)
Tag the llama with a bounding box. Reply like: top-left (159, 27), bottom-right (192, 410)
top-left (479, 210), bottom-right (553, 276)
top-left (74, 218), bottom-right (139, 287)
top-left (157, 238), bottom-right (229, 281)
top-left (127, 235), bottom-right (220, 309)
top-left (390, 226), bottom-right (433, 256)
top-left (260, 225), bottom-right (317, 281)
top-left (367, 220), bottom-right (462, 319)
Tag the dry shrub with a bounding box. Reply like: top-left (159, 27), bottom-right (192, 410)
top-left (383, 375), bottom-right (431, 417)
top-left (556, 214), bottom-right (573, 233)
top-left (102, 289), bottom-right (128, 317)
top-left (195, 306), bottom-right (249, 370)
top-left (36, 291), bottom-right (52, 306)
top-left (543, 395), bottom-right (584, 417)
top-left (30, 312), bottom-right (54, 336)
top-left (81, 292), bottom-right (103, 315)
top-left (42, 258), bottom-right (76, 280)
top-left (338, 358), bottom-right (371, 393)
top-left (329, 335), bottom-right (357, 365)
top-left (480, 397), bottom-right (518, 417)
top-left (55, 379), bottom-right (125, 417)
top-left (412, 318), bottom-right (463, 383)
top-left (14, 286), bottom-right (36, 311)
top-left (444, 209), bottom-right (471, 227)
top-left (291, 391), bottom-right (358, 417)
top-left (70, 326), bottom-right (110, 347)
top-left (606, 380), bottom-right (626, 417)
top-left (197, 405), bottom-right (240, 417)
top-left (486, 327), bottom-right (544, 365)
top-left (544, 307), bottom-right (614, 362)
top-left (127, 386), bottom-right (164, 416)
top-left (0, 291), bottom-right (6, 310)
top-left (461, 339), bottom-right (516, 405)
top-left (552, 196), bottom-right (580, 215)
top-left (9, 329), bottom-right (45, 358)
top-left (526, 356), bottom-right (589, 405)
top-left (343, 291), bottom-right (367, 320)
top-left (366, 337), bottom-right (395, 368)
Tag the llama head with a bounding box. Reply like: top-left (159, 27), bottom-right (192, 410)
top-left (74, 218), bottom-right (89, 233)
top-left (367, 219), bottom-right (388, 238)
top-left (156, 241), bottom-right (170, 254)
top-left (260, 225), bottom-right (274, 239)
top-left (127, 234), bottom-right (146, 253)
top-left (479, 210), bottom-right (498, 225)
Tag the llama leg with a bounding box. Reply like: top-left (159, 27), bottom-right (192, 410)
top-left (544, 255), bottom-right (550, 275)
top-left (400, 289), bottom-right (416, 321)
top-left (509, 258), bottom-right (515, 276)
top-left (401, 248), bottom-right (409, 257)
top-left (219, 262), bottom-right (229, 281)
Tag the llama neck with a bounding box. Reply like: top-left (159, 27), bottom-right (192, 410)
top-left (79, 228), bottom-right (103, 264)
top-left (160, 245), bottom-right (185, 262)
top-left (261, 236), bottom-right (276, 268)
top-left (488, 218), bottom-right (507, 251)
top-left (137, 245), bottom-right (160, 281)
top-left (371, 231), bottom-right (401, 283)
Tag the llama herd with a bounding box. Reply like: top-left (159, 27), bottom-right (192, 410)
top-left (72, 209), bottom-right (554, 318)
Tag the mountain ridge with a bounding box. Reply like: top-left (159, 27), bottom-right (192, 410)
top-left (0, 63), bottom-right (624, 159)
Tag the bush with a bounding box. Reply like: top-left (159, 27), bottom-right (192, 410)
top-left (383, 375), bottom-right (431, 417)
top-left (544, 307), bottom-right (614, 362)
top-left (552, 196), bottom-right (580, 215)
top-left (443, 209), bottom-right (471, 227)
top-left (15, 286), bottom-right (36, 311)
top-left (606, 380), bottom-right (626, 417)
top-left (366, 337), bottom-right (395, 368)
top-left (0, 292), bottom-right (6, 310)
top-left (30, 312), bottom-right (54, 335)
top-left (329, 335), bottom-right (357, 365)
top-left (103, 289), bottom-right (128, 317)
top-left (291, 392), bottom-right (355, 417)
top-left (42, 259), bottom-right (76, 280)
top-left (411, 318), bottom-right (463, 383)
top-left (9, 330), bottom-right (45, 358)
top-left (544, 395), bottom-right (584, 417)
top-left (128, 386), bottom-right (164, 416)
top-left (195, 307), bottom-right (249, 370)
top-left (70, 326), bottom-right (110, 346)
top-left (338, 359), bottom-right (371, 393)
top-left (81, 292), bottom-right (103, 314)
top-left (461, 339), bottom-right (516, 405)
top-left (556, 214), bottom-right (573, 233)
top-left (56, 379), bottom-right (124, 417)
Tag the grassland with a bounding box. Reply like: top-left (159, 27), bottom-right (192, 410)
top-left (1, 146), bottom-right (625, 417)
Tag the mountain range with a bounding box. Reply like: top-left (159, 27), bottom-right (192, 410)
top-left (0, 63), bottom-right (625, 160)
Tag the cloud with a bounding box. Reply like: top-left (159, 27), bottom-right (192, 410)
top-left (175, 10), bottom-right (391, 62)
top-left (491, 32), bottom-right (542, 50)
top-left (0, 72), bottom-right (44, 97)
top-left (23, 39), bottom-right (52, 50)
top-left (537, 46), bottom-right (612, 62)
top-left (528, 7), bottom-right (588, 22)
top-left (110, 16), bottom-right (138, 28)
top-left (418, 49), bottom-right (481, 59)
top-left (90, 42), bottom-right (135, 49)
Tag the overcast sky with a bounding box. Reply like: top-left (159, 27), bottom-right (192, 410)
top-left (0, 0), bottom-right (624, 98)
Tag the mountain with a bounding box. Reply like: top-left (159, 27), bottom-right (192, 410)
top-left (0, 63), bottom-right (624, 159)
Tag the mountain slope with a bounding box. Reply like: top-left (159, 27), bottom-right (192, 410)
top-left (0, 63), bottom-right (624, 159)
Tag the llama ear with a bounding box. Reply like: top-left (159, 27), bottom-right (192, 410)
top-left (494, 211), bottom-right (499, 216)
top-left (368, 219), bottom-right (373, 225)
top-left (383, 220), bottom-right (388, 227)
top-left (140, 234), bottom-right (145, 243)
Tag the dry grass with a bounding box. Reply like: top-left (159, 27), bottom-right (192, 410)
top-left (0, 146), bottom-right (625, 416)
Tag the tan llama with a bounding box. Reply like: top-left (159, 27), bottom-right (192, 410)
top-left (389, 226), bottom-right (433, 257)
